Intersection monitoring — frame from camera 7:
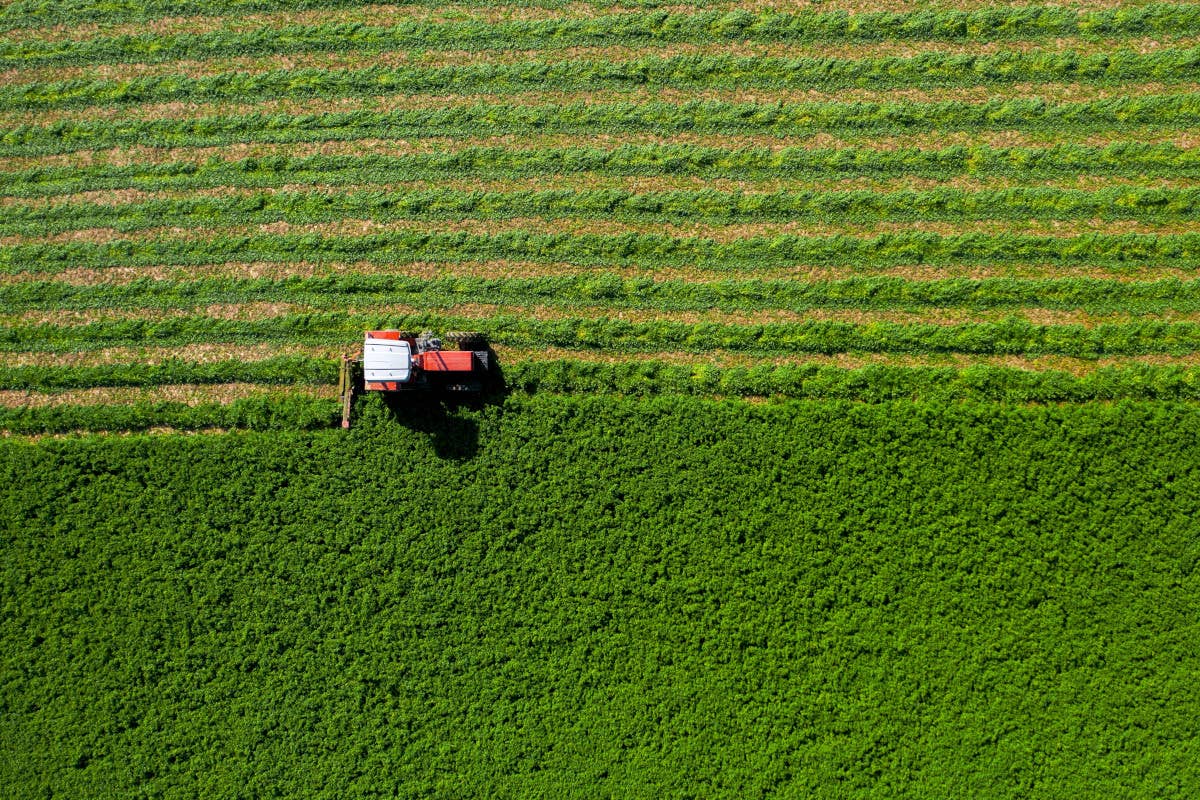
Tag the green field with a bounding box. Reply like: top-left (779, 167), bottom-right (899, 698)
top-left (3, 0), bottom-right (1200, 795)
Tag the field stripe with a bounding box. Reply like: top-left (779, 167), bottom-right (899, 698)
top-left (0, 0), bottom-right (1184, 31)
top-left (9, 38), bottom-right (1200, 87)
top-left (7, 275), bottom-right (1200, 316)
top-left (6, 94), bottom-right (1200, 157)
top-left (4, 143), bottom-right (1200, 198)
top-left (7, 51), bottom-right (1200, 112)
top-left (5, 217), bottom-right (1198, 251)
top-left (12, 259), bottom-right (1199, 288)
top-left (8, 313), bottom-right (1200, 358)
top-left (4, 185), bottom-right (1200, 238)
top-left (8, 7), bottom-right (1200, 67)
top-left (0, 382), bottom-right (335, 408)
top-left (7, 230), bottom-right (1200, 276)
top-left (5, 81), bottom-right (1190, 130)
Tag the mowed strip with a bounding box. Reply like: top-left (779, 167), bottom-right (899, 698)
top-left (8, 229), bottom-right (1200, 280)
top-left (4, 0), bottom-right (1191, 42)
top-left (0, 382), bottom-right (334, 408)
top-left (7, 259), bottom-right (1200, 287)
top-left (7, 142), bottom-right (1200, 200)
top-left (12, 174), bottom-right (1200, 210)
top-left (5, 216), bottom-right (1198, 251)
top-left (15, 343), bottom-right (1200, 378)
top-left (9, 273), bottom-right (1200, 317)
top-left (9, 84), bottom-right (1200, 133)
top-left (4, 186), bottom-right (1200, 241)
top-left (8, 36), bottom-right (1200, 85)
top-left (10, 130), bottom-right (1200, 175)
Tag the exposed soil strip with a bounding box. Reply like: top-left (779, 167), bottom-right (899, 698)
top-left (7, 259), bottom-right (1195, 288)
top-left (5, 214), bottom-right (1193, 249)
top-left (0, 382), bottom-right (335, 408)
top-left (0, 342), bottom-right (342, 367)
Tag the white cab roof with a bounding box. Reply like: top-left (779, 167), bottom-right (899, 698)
top-left (364, 336), bottom-right (412, 382)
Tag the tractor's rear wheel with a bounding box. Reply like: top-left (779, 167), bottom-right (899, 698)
top-left (446, 331), bottom-right (486, 350)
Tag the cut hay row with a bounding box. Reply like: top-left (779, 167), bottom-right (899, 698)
top-left (7, 142), bottom-right (1200, 200)
top-left (11, 258), bottom-right (1197, 289)
top-left (4, 215), bottom-right (1196, 250)
top-left (9, 51), bottom-right (1200, 114)
top-left (6, 81), bottom-right (1193, 131)
top-left (8, 229), bottom-right (1200, 278)
top-left (5, 93), bottom-right (1199, 157)
top-left (10, 36), bottom-right (1200, 87)
top-left (10, 273), bottom-right (1200, 319)
top-left (9, 129), bottom-right (1200, 174)
top-left (6, 186), bottom-right (1200, 240)
top-left (9, 310), bottom-right (1200, 360)
top-left (14, 342), bottom-right (1200, 375)
top-left (10, 6), bottom-right (1200, 63)
top-left (13, 173), bottom-right (1200, 210)
top-left (1, 0), bottom-right (1186, 37)
top-left (12, 301), bottom-right (1187, 331)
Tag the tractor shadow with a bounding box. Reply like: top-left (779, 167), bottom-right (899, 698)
top-left (367, 347), bottom-right (510, 461)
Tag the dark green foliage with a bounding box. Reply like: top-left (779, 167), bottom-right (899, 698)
top-left (6, 95), bottom-right (1200, 156)
top-left (503, 360), bottom-right (1200, 403)
top-left (6, 6), bottom-right (1200, 67)
top-left (2, 395), bottom-right (1199, 797)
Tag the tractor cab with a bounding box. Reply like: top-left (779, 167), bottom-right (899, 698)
top-left (339, 330), bottom-right (491, 427)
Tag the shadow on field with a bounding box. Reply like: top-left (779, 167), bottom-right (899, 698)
top-left (364, 346), bottom-right (510, 461)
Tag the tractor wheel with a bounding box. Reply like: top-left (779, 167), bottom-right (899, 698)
top-left (446, 331), bottom-right (486, 350)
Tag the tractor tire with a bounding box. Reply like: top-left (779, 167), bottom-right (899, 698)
top-left (446, 331), bottom-right (486, 351)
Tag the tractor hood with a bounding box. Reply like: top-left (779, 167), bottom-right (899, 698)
top-left (363, 336), bottom-right (412, 382)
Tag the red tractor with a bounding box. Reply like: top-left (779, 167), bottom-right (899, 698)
top-left (338, 330), bottom-right (490, 427)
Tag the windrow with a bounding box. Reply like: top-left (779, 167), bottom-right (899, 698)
top-left (5, 143), bottom-right (1200, 198)
top-left (7, 50), bottom-right (1200, 111)
top-left (8, 313), bottom-right (1200, 358)
top-left (7, 275), bottom-right (1200, 316)
top-left (4, 186), bottom-right (1200, 237)
top-left (6, 7), bottom-right (1200, 66)
top-left (5, 231), bottom-right (1200, 276)
top-left (6, 95), bottom-right (1200, 156)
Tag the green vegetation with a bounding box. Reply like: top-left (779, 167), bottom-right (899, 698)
top-left (10, 274), bottom-right (1200, 315)
top-left (8, 185), bottom-right (1200, 237)
top-left (6, 0), bottom-right (1200, 794)
top-left (9, 313), bottom-right (1200, 358)
top-left (8, 231), bottom-right (1200, 276)
top-left (4, 396), bottom-right (1199, 796)
top-left (7, 6), bottom-right (1200, 67)
top-left (0, 393), bottom-right (336, 433)
top-left (10, 49), bottom-right (1200, 110)
top-left (7, 95), bottom-right (1200, 156)
top-left (4, 143), bottom-right (1200, 198)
